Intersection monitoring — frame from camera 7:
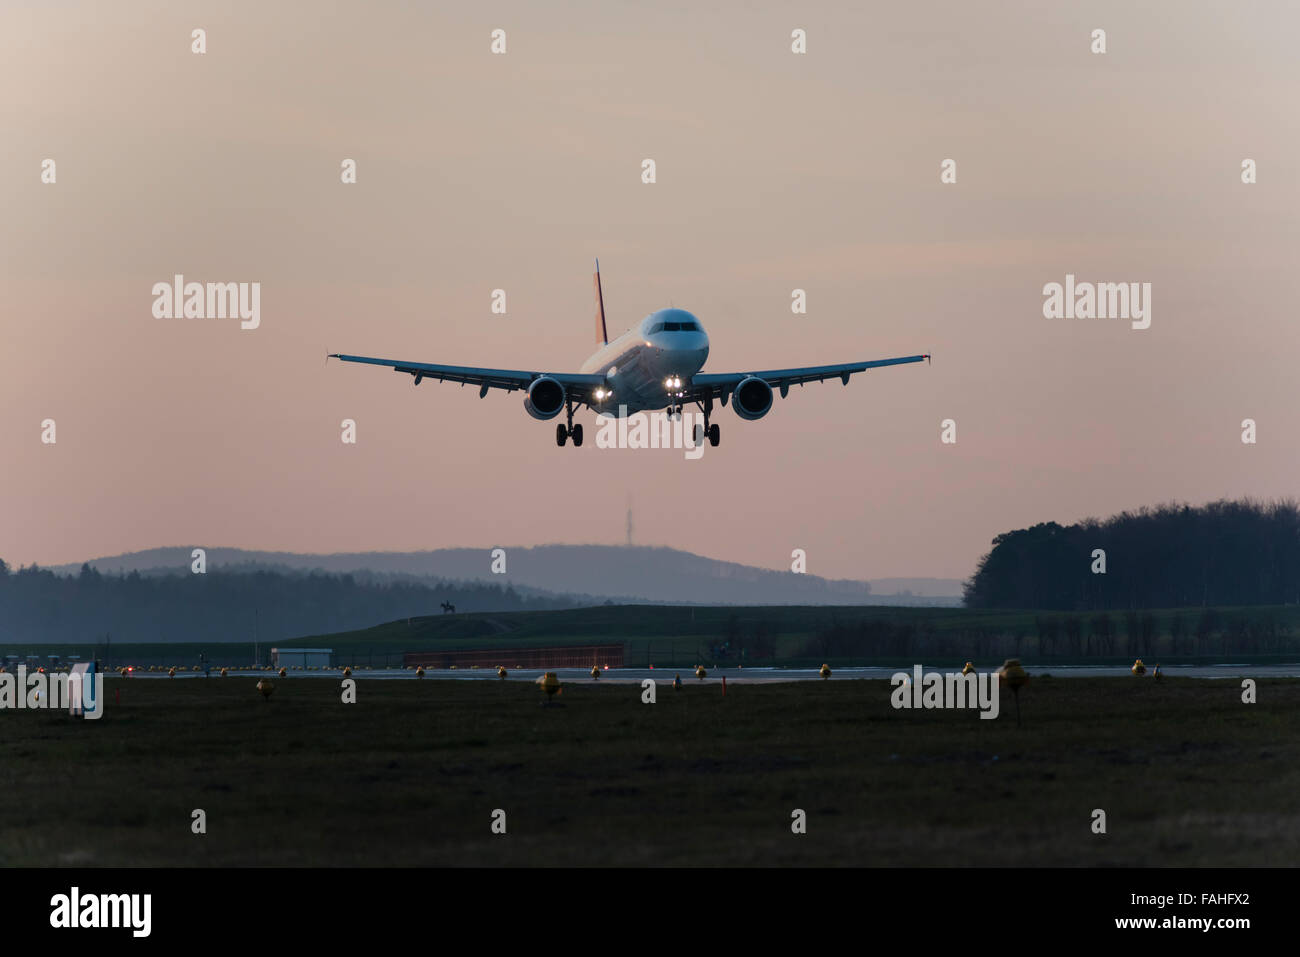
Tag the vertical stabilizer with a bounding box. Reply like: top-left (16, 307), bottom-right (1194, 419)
top-left (594, 258), bottom-right (608, 346)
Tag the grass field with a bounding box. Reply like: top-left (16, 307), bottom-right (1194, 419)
top-left (8, 601), bottom-right (1300, 670)
top-left (2, 674), bottom-right (1296, 866)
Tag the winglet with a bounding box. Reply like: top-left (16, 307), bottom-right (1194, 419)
top-left (594, 258), bottom-right (608, 346)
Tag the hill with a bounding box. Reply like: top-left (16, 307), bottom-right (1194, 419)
top-left (49, 544), bottom-right (964, 606)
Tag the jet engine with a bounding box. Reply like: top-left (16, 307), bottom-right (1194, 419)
top-left (524, 376), bottom-right (566, 420)
top-left (731, 376), bottom-right (773, 420)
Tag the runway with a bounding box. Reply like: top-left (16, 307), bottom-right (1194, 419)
top-left (122, 663), bottom-right (1300, 681)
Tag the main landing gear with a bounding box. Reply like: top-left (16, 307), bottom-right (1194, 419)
top-left (556, 399), bottom-right (583, 447)
top-left (692, 422), bottom-right (720, 447)
top-left (556, 423), bottom-right (583, 447)
top-left (692, 395), bottom-right (721, 447)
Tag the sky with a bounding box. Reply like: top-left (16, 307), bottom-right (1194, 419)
top-left (2, 0), bottom-right (1298, 582)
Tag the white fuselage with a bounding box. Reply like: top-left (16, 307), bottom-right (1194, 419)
top-left (579, 308), bottom-right (710, 416)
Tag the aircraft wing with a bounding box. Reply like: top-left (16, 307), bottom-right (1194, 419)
top-left (687, 354), bottom-right (929, 402)
top-left (328, 354), bottom-right (607, 401)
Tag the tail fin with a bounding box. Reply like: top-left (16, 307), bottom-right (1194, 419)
top-left (594, 258), bottom-right (608, 346)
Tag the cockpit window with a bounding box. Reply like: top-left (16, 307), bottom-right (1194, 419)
top-left (647, 317), bottom-right (699, 333)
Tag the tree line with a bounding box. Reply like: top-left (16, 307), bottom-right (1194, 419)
top-left (962, 499), bottom-right (1300, 610)
top-left (0, 561), bottom-right (576, 645)
top-left (798, 608), bottom-right (1297, 660)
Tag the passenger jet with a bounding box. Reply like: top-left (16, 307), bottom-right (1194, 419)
top-left (329, 262), bottom-right (929, 448)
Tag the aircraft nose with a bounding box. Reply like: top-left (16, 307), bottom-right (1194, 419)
top-left (656, 331), bottom-right (708, 352)
top-left (661, 338), bottom-right (708, 369)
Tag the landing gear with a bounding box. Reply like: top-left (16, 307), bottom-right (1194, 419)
top-left (692, 395), bottom-right (721, 447)
top-left (556, 399), bottom-right (583, 447)
top-left (692, 422), bottom-right (720, 447)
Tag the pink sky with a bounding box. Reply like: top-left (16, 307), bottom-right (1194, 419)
top-left (2, 1), bottom-right (1297, 581)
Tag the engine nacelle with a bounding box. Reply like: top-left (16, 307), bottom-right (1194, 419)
top-left (524, 376), bottom-right (566, 420)
top-left (732, 376), bottom-right (773, 420)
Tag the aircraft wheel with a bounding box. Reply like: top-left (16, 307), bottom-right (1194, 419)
top-left (556, 424), bottom-right (568, 446)
top-left (571, 424), bottom-right (584, 447)
top-left (693, 423), bottom-right (705, 447)
top-left (708, 424), bottom-right (720, 446)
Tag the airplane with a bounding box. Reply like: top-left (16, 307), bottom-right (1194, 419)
top-left (328, 261), bottom-right (929, 448)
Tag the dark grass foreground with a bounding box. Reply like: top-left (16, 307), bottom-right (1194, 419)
top-left (2, 676), bottom-right (1296, 866)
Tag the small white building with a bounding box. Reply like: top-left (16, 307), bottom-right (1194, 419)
top-left (271, 647), bottom-right (333, 669)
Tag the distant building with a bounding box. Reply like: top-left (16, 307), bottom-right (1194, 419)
top-left (270, 648), bottom-right (332, 669)
top-left (404, 644), bottom-right (623, 670)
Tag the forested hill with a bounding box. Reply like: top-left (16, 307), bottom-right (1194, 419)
top-left (963, 499), bottom-right (1300, 610)
top-left (0, 562), bottom-right (579, 644)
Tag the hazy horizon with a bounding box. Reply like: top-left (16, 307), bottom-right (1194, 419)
top-left (4, 0), bottom-right (1297, 582)
top-left (33, 541), bottom-right (966, 591)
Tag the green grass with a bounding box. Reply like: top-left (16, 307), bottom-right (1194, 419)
top-left (1, 675), bottom-right (1295, 866)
